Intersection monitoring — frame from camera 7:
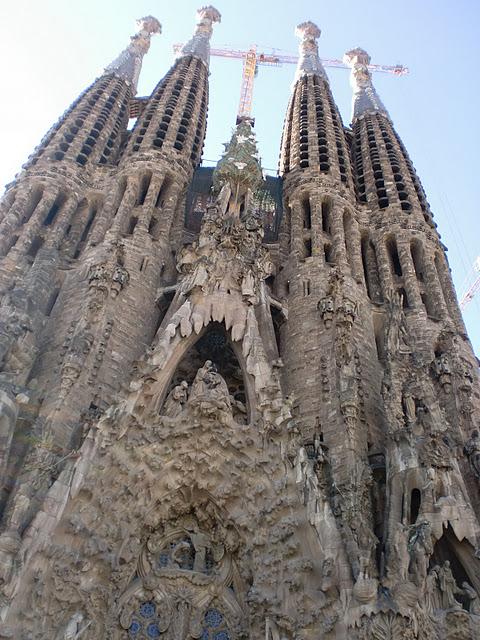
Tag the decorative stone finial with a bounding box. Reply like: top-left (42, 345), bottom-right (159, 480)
top-left (179, 6), bottom-right (221, 66)
top-left (212, 119), bottom-right (263, 218)
top-left (294, 21), bottom-right (327, 82)
top-left (105, 16), bottom-right (161, 92)
top-left (343, 47), bottom-right (388, 120)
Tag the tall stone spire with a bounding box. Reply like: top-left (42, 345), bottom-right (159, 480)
top-left (105, 16), bottom-right (161, 93)
top-left (294, 21), bottom-right (328, 82)
top-left (343, 47), bottom-right (388, 121)
top-left (178, 5), bottom-right (221, 66)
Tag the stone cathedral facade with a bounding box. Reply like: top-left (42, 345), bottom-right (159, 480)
top-left (0, 5), bottom-right (479, 639)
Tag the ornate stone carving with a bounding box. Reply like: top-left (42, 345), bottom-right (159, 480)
top-left (433, 352), bottom-right (452, 392)
top-left (464, 430), bottom-right (480, 480)
top-left (384, 288), bottom-right (410, 359)
top-left (318, 295), bottom-right (334, 327)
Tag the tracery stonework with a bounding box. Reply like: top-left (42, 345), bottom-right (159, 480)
top-left (0, 7), bottom-right (478, 640)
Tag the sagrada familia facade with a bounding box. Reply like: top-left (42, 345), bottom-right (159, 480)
top-left (0, 6), bottom-right (478, 639)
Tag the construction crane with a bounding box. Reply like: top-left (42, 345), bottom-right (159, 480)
top-left (460, 256), bottom-right (480, 310)
top-left (173, 43), bottom-right (409, 122)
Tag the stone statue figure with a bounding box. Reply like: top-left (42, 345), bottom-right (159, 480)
top-left (408, 520), bottom-right (433, 588)
top-left (462, 581), bottom-right (480, 614)
top-left (60, 612), bottom-right (90, 639)
top-left (438, 561), bottom-right (462, 610)
top-left (384, 289), bottom-right (409, 357)
top-left (464, 430), bottom-right (480, 480)
top-left (425, 566), bottom-right (442, 614)
top-left (390, 522), bottom-right (410, 582)
top-left (163, 380), bottom-right (189, 417)
top-left (189, 361), bottom-right (231, 415)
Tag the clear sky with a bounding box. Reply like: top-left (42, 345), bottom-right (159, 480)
top-left (0, 0), bottom-right (478, 354)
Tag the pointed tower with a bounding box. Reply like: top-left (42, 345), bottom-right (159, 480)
top-left (89, 5), bottom-right (221, 248)
top-left (343, 47), bottom-right (463, 329)
top-left (0, 17), bottom-right (160, 263)
top-left (0, 8), bottom-right (222, 583)
top-left (276, 23), bottom-right (382, 590)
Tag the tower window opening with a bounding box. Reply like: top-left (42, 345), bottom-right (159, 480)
top-left (43, 193), bottom-right (66, 227)
top-left (137, 172), bottom-right (152, 206)
top-left (410, 241), bottom-right (425, 282)
top-left (127, 216), bottom-right (138, 235)
top-left (321, 200), bottom-right (331, 234)
top-left (410, 488), bottom-right (422, 524)
top-left (324, 243), bottom-right (333, 264)
top-left (155, 176), bottom-right (172, 209)
top-left (303, 280), bottom-right (311, 296)
top-left (386, 237), bottom-right (403, 277)
top-left (302, 197), bottom-right (312, 229)
top-left (304, 238), bottom-right (312, 258)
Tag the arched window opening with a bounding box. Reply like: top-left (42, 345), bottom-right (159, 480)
top-left (302, 196), bottom-right (312, 229)
top-left (411, 241), bottom-right (425, 282)
top-left (324, 243), bottom-right (333, 265)
top-left (321, 200), bottom-right (331, 234)
top-left (409, 488), bottom-right (421, 524)
top-left (369, 452), bottom-right (386, 570)
top-left (137, 172), bottom-right (152, 206)
top-left (271, 306), bottom-right (285, 358)
top-left (304, 238), bottom-right (312, 259)
top-left (155, 176), bottom-right (172, 209)
top-left (43, 193), bottom-right (66, 227)
top-left (386, 237), bottom-right (403, 277)
top-left (127, 216), bottom-right (138, 235)
top-left (373, 314), bottom-right (385, 361)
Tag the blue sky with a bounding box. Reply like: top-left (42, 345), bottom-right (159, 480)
top-left (0, 0), bottom-right (478, 354)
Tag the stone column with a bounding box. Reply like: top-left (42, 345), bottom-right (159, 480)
top-left (397, 240), bottom-right (422, 309)
top-left (45, 194), bottom-right (79, 249)
top-left (136, 174), bottom-right (164, 232)
top-left (375, 238), bottom-right (394, 297)
top-left (330, 200), bottom-right (348, 271)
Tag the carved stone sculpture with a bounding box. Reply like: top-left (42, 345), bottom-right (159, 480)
top-left (464, 430), bottom-right (480, 480)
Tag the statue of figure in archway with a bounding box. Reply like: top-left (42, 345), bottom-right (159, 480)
top-left (188, 361), bottom-right (232, 417)
top-left (163, 380), bottom-right (189, 417)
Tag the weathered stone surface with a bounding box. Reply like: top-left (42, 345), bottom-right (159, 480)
top-left (0, 10), bottom-right (478, 640)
